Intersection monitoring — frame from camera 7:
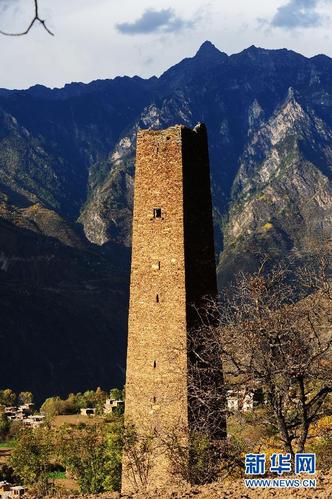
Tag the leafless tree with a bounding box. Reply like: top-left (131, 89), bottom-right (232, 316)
top-left (161, 422), bottom-right (244, 485)
top-left (155, 298), bottom-right (228, 485)
top-left (121, 422), bottom-right (159, 493)
top-left (125, 253), bottom-right (331, 485)
top-left (0, 0), bottom-right (53, 36)
top-left (194, 254), bottom-right (332, 456)
top-left (188, 304), bottom-right (227, 441)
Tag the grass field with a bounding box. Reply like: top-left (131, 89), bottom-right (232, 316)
top-left (48, 471), bottom-right (66, 479)
top-left (0, 439), bottom-right (15, 448)
top-left (53, 414), bottom-right (102, 427)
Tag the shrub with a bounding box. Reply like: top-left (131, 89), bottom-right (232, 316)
top-left (10, 425), bottom-right (54, 495)
top-left (57, 423), bottom-right (109, 493)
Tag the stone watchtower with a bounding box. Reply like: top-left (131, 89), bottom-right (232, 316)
top-left (122, 124), bottom-right (222, 493)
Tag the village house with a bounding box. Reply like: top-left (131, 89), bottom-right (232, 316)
top-left (104, 398), bottom-right (124, 415)
top-left (80, 408), bottom-right (96, 416)
top-left (79, 398), bottom-right (124, 416)
top-left (227, 390), bottom-right (255, 412)
top-left (23, 415), bottom-right (46, 428)
top-left (0, 482), bottom-right (25, 499)
top-left (3, 404), bottom-right (34, 421)
top-left (1, 404), bottom-right (45, 427)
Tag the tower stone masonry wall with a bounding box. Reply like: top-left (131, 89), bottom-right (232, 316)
top-left (122, 123), bottom-right (220, 493)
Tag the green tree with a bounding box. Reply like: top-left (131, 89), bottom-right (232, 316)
top-left (103, 416), bottom-right (124, 491)
top-left (58, 423), bottom-right (108, 493)
top-left (7, 420), bottom-right (23, 441)
top-left (10, 426), bottom-right (54, 495)
top-left (95, 387), bottom-right (108, 414)
top-left (40, 396), bottom-right (65, 417)
top-left (80, 390), bottom-right (97, 409)
top-left (0, 413), bottom-right (10, 441)
top-left (18, 391), bottom-right (33, 405)
top-left (65, 393), bottom-right (80, 413)
top-left (0, 463), bottom-right (17, 483)
top-left (0, 389), bottom-right (17, 406)
top-left (75, 388), bottom-right (108, 415)
top-left (110, 388), bottom-right (124, 401)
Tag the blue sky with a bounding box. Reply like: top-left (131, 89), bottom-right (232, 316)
top-left (0, 0), bottom-right (332, 89)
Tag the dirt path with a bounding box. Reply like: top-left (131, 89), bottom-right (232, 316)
top-left (0, 446), bottom-right (12, 463)
top-left (32, 470), bottom-right (332, 498)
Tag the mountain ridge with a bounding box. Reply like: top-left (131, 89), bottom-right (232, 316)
top-left (0, 42), bottom-right (331, 399)
top-left (4, 41), bottom-right (332, 95)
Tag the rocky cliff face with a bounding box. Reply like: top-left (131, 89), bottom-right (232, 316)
top-left (1, 42), bottom-right (331, 398)
top-left (79, 44), bottom-right (332, 268)
top-left (218, 87), bottom-right (332, 283)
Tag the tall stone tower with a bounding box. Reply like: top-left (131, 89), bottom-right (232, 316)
top-left (122, 124), bottom-right (221, 493)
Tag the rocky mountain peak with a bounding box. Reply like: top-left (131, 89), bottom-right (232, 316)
top-left (193, 40), bottom-right (228, 65)
top-left (239, 45), bottom-right (269, 58)
top-left (284, 86), bottom-right (302, 107)
top-left (266, 88), bottom-right (308, 145)
top-left (195, 41), bottom-right (224, 57)
top-left (160, 41), bottom-right (227, 87)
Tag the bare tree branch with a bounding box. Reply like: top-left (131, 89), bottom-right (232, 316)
top-left (0, 0), bottom-right (54, 36)
top-left (190, 257), bottom-right (332, 455)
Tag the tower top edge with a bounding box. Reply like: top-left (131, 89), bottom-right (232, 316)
top-left (137, 122), bottom-right (206, 137)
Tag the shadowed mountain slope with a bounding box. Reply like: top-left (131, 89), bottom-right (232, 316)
top-left (0, 42), bottom-right (331, 398)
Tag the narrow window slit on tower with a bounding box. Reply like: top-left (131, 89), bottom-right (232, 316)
top-left (153, 208), bottom-right (162, 219)
top-left (156, 294), bottom-right (159, 303)
top-left (153, 396), bottom-right (156, 403)
top-left (153, 360), bottom-right (157, 368)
